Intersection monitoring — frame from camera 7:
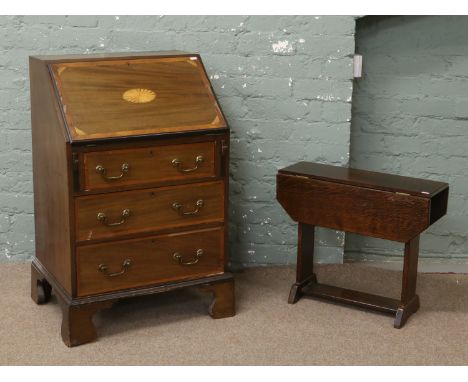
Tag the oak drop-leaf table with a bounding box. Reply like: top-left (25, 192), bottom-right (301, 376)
top-left (277, 161), bottom-right (449, 328)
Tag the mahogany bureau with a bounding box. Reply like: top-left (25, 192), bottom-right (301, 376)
top-left (29, 51), bottom-right (235, 347)
top-left (277, 161), bottom-right (449, 328)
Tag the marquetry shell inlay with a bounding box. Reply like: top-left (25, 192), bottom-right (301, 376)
top-left (122, 88), bottom-right (156, 104)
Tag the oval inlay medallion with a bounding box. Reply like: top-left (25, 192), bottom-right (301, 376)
top-left (122, 88), bottom-right (156, 104)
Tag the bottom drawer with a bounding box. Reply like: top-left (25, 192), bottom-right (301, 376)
top-left (76, 227), bottom-right (224, 296)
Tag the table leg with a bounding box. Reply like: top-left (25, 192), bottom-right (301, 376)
top-left (394, 235), bottom-right (421, 328)
top-left (289, 223), bottom-right (317, 304)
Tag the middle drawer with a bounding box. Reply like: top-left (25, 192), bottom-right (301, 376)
top-left (75, 180), bottom-right (224, 242)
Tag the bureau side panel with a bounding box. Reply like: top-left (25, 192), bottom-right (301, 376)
top-left (30, 57), bottom-right (73, 295)
top-left (277, 174), bottom-right (430, 243)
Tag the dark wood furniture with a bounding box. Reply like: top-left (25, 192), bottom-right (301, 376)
top-left (277, 161), bottom-right (449, 328)
top-left (29, 51), bottom-right (235, 347)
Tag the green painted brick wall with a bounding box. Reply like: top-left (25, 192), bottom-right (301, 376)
top-left (0, 15), bottom-right (355, 266)
top-left (346, 16), bottom-right (468, 264)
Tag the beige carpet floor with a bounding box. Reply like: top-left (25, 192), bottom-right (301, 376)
top-left (1, 262), bottom-right (467, 365)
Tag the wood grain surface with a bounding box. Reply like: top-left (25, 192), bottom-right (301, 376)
top-left (82, 141), bottom-right (216, 191)
top-left (76, 227), bottom-right (224, 296)
top-left (30, 57), bottom-right (74, 294)
top-left (50, 56), bottom-right (226, 141)
top-left (75, 180), bottom-right (224, 242)
top-left (277, 173), bottom-right (430, 243)
top-left (279, 161), bottom-right (448, 198)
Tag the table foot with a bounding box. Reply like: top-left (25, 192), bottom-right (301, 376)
top-left (288, 274), bottom-right (317, 304)
top-left (394, 295), bottom-right (420, 329)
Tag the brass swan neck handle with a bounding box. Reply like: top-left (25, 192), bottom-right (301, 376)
top-left (95, 163), bottom-right (129, 180)
top-left (172, 200), bottom-right (204, 216)
top-left (173, 249), bottom-right (203, 266)
top-left (97, 209), bottom-right (131, 226)
top-left (98, 259), bottom-right (132, 277)
top-left (172, 155), bottom-right (204, 173)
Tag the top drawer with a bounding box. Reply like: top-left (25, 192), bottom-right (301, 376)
top-left (80, 141), bottom-right (216, 191)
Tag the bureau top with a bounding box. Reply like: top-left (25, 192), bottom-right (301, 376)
top-left (30, 52), bottom-right (227, 142)
top-left (278, 161), bottom-right (448, 198)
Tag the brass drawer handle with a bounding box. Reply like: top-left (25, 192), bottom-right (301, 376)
top-left (97, 209), bottom-right (131, 226)
top-left (98, 259), bottom-right (132, 277)
top-left (172, 155), bottom-right (204, 173)
top-left (95, 163), bottom-right (129, 180)
top-left (173, 249), bottom-right (203, 266)
top-left (172, 200), bottom-right (204, 216)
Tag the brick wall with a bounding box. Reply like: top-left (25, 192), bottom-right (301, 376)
top-left (346, 16), bottom-right (468, 265)
top-left (0, 15), bottom-right (355, 265)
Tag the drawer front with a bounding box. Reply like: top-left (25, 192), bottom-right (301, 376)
top-left (82, 141), bottom-right (216, 191)
top-left (76, 227), bottom-right (224, 296)
top-left (76, 181), bottom-right (224, 242)
top-left (277, 174), bottom-right (430, 242)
